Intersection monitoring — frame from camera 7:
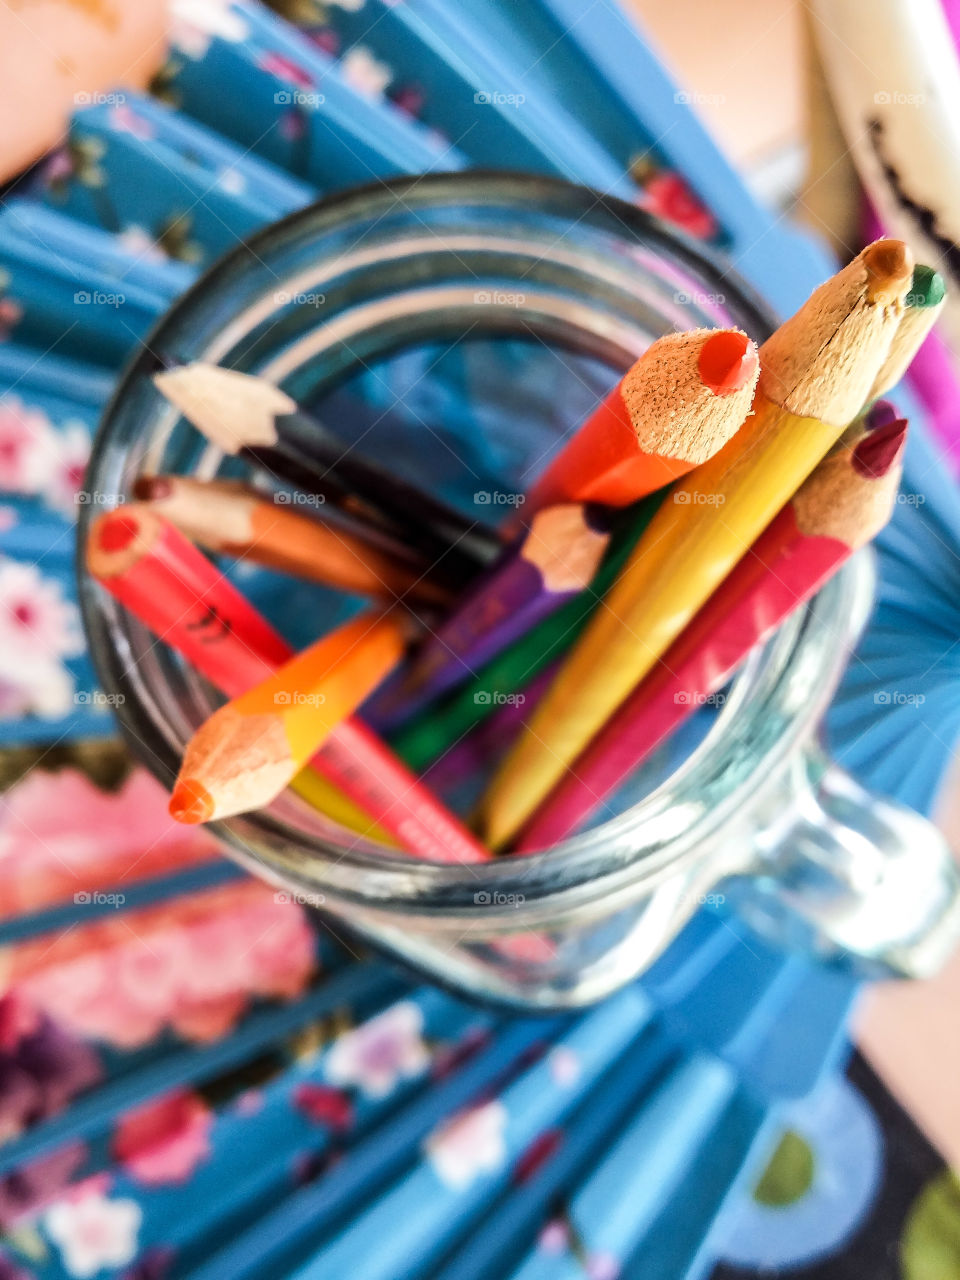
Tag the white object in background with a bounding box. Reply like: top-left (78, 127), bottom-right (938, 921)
top-left (810, 0), bottom-right (960, 348)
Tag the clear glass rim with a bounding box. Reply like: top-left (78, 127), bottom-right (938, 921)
top-left (78, 170), bottom-right (867, 917)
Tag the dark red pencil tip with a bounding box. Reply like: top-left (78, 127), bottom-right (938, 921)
top-left (133, 475), bottom-right (174, 501)
top-left (698, 331), bottom-right (758, 396)
top-left (853, 418), bottom-right (908, 478)
top-left (96, 509), bottom-right (141, 553)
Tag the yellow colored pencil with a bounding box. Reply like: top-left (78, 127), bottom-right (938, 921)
top-left (479, 240), bottom-right (914, 849)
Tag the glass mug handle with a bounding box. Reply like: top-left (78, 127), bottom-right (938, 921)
top-left (724, 743), bottom-right (960, 979)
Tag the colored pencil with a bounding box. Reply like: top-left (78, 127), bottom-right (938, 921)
top-left (365, 502), bottom-right (614, 731)
top-left (516, 415), bottom-right (909, 848)
top-left (866, 263), bottom-right (945, 400)
top-left (132, 474), bottom-right (454, 608)
top-left (168, 610), bottom-right (408, 823)
top-left (388, 494), bottom-right (664, 773)
top-left (479, 240), bottom-right (915, 849)
top-left (153, 363), bottom-right (501, 587)
top-left (87, 506), bottom-right (490, 861)
top-left (524, 328), bottom-right (759, 511)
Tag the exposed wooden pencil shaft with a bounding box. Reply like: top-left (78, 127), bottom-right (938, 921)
top-left (154, 364), bottom-right (292, 453)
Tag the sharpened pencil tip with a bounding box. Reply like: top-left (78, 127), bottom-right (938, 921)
top-left (170, 778), bottom-right (215, 824)
top-left (698, 330), bottom-right (758, 396)
top-left (96, 509), bottom-right (141, 554)
top-left (907, 264), bottom-right (946, 309)
top-left (861, 239), bottom-right (913, 304)
top-left (852, 417), bottom-right (908, 478)
top-left (133, 475), bottom-right (173, 501)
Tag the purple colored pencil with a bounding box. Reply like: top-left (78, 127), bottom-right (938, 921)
top-left (365, 504), bottom-right (611, 731)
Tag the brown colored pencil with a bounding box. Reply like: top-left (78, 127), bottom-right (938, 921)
top-left (133, 474), bottom-right (452, 608)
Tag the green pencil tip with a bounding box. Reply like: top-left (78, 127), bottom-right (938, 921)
top-left (907, 264), bottom-right (946, 309)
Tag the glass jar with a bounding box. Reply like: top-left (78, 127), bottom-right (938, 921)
top-left (78, 172), bottom-right (960, 1010)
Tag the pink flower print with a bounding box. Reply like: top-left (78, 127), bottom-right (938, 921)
top-left (280, 110), bottom-right (307, 142)
top-left (640, 171), bottom-right (717, 241)
top-left (0, 296), bottom-right (23, 343)
top-left (587, 1253), bottom-right (621, 1280)
top-left (326, 1001), bottom-right (429, 1098)
top-left (0, 560), bottom-right (83, 664)
top-left (112, 1090), bottom-right (213, 1185)
top-left (258, 52), bottom-right (316, 91)
top-left (538, 1218), bottom-right (569, 1254)
top-left (391, 83), bottom-right (425, 119)
top-left (340, 48), bottom-right (393, 98)
top-left (44, 423), bottom-right (91, 516)
top-left (294, 1083), bottom-right (354, 1131)
top-left (108, 106), bottom-right (155, 141)
top-left (0, 398), bottom-right (56, 495)
top-left (307, 28), bottom-right (340, 58)
top-left (169, 0), bottom-right (250, 60)
top-left (425, 1100), bottom-right (508, 1189)
top-left (44, 1191), bottom-right (141, 1278)
top-left (0, 1144), bottom-right (88, 1230)
top-left (548, 1046), bottom-right (581, 1087)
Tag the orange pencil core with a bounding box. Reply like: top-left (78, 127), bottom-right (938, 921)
top-left (698, 330), bottom-right (757, 394)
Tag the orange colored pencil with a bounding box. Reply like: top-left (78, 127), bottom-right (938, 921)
top-left (133, 474), bottom-right (452, 608)
top-left (524, 328), bottom-right (759, 511)
top-left (170, 611), bottom-right (407, 823)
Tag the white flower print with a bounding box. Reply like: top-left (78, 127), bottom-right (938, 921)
top-left (45, 1192), bottom-right (142, 1278)
top-left (325, 1000), bottom-right (429, 1098)
top-left (168, 0), bottom-right (250, 60)
top-left (425, 1100), bottom-right (508, 1189)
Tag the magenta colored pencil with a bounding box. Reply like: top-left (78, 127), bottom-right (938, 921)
top-left (366, 504), bottom-right (611, 731)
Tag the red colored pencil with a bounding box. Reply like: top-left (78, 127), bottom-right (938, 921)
top-left (86, 506), bottom-right (490, 864)
top-left (515, 417), bottom-right (908, 849)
